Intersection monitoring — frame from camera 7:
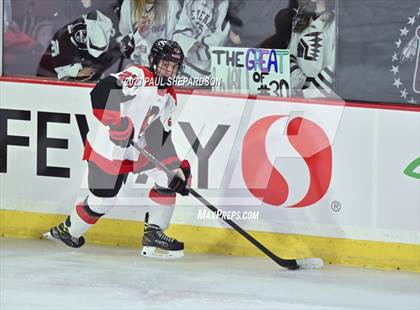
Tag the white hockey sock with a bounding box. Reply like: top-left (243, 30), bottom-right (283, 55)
top-left (67, 205), bottom-right (94, 238)
top-left (67, 195), bottom-right (116, 238)
top-left (147, 188), bottom-right (177, 231)
top-left (147, 205), bottom-right (175, 231)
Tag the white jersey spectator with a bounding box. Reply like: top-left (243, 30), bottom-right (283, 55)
top-left (173, 0), bottom-right (230, 78)
top-left (118, 0), bottom-right (182, 66)
top-left (288, 0), bottom-right (336, 98)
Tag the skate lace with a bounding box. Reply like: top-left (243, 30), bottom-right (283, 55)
top-left (157, 231), bottom-right (175, 243)
top-left (59, 224), bottom-right (77, 240)
top-left (58, 223), bottom-right (70, 235)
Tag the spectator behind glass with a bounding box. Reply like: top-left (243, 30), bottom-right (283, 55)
top-left (3, 0), bottom-right (119, 77)
top-left (259, 0), bottom-right (299, 49)
top-left (224, 0), bottom-right (283, 48)
top-left (37, 8), bottom-right (122, 81)
top-left (3, 0), bottom-right (46, 76)
top-left (288, 0), bottom-right (336, 98)
top-left (172, 0), bottom-right (230, 78)
top-left (117, 0), bottom-right (182, 67)
top-left (225, 0), bottom-right (244, 46)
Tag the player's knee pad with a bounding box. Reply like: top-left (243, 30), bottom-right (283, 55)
top-left (149, 186), bottom-right (176, 206)
top-left (89, 186), bottom-right (121, 198)
top-left (85, 195), bottom-right (116, 215)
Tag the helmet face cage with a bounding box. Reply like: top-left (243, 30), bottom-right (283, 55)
top-left (293, 0), bottom-right (334, 33)
top-left (149, 39), bottom-right (184, 85)
top-left (293, 0), bottom-right (319, 32)
top-left (292, 7), bottom-right (311, 33)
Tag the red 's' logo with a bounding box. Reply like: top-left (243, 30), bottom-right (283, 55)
top-left (242, 115), bottom-right (332, 208)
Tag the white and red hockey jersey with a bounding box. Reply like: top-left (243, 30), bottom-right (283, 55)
top-left (118, 0), bottom-right (182, 66)
top-left (84, 65), bottom-right (180, 175)
top-left (172, 0), bottom-right (230, 78)
top-left (288, 11), bottom-right (336, 98)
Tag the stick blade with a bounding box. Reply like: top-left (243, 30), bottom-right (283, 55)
top-left (296, 258), bottom-right (324, 269)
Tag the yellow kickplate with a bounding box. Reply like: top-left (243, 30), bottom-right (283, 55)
top-left (1, 210), bottom-right (418, 272)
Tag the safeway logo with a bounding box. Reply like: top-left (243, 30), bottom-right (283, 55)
top-left (242, 115), bottom-right (332, 208)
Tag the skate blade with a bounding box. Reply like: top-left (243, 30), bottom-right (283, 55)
top-left (42, 232), bottom-right (63, 245)
top-left (42, 231), bottom-right (56, 241)
top-left (141, 246), bottom-right (184, 259)
top-left (296, 258), bottom-right (324, 269)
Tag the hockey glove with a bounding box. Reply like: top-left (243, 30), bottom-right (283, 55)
top-left (109, 116), bottom-right (134, 148)
top-left (119, 35), bottom-right (135, 58)
top-left (168, 160), bottom-right (191, 196)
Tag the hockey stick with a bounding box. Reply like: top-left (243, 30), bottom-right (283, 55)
top-left (130, 140), bottom-right (323, 270)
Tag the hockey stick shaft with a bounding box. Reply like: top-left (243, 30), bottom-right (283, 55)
top-left (187, 190), bottom-right (298, 269)
top-left (130, 140), bottom-right (299, 270)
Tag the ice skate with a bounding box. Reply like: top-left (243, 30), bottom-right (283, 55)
top-left (141, 222), bottom-right (184, 259)
top-left (43, 222), bottom-right (85, 248)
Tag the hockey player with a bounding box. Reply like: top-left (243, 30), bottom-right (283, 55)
top-left (288, 0), bottom-right (336, 98)
top-left (44, 39), bottom-right (190, 259)
top-left (172, 0), bottom-right (230, 78)
top-left (37, 8), bottom-right (121, 81)
top-left (118, 0), bottom-right (182, 66)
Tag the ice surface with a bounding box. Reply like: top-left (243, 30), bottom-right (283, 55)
top-left (1, 238), bottom-right (419, 310)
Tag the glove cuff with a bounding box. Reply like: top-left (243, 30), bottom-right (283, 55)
top-left (109, 117), bottom-right (134, 140)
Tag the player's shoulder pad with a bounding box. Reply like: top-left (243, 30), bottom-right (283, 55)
top-left (124, 65), bottom-right (155, 86)
top-left (112, 65), bottom-right (155, 89)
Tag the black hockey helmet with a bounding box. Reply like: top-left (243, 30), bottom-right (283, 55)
top-left (148, 39), bottom-right (184, 74)
top-left (293, 0), bottom-right (335, 33)
top-left (292, 0), bottom-right (314, 33)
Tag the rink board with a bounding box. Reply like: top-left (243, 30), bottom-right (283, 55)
top-left (1, 210), bottom-right (419, 272)
top-left (0, 78), bottom-right (419, 272)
